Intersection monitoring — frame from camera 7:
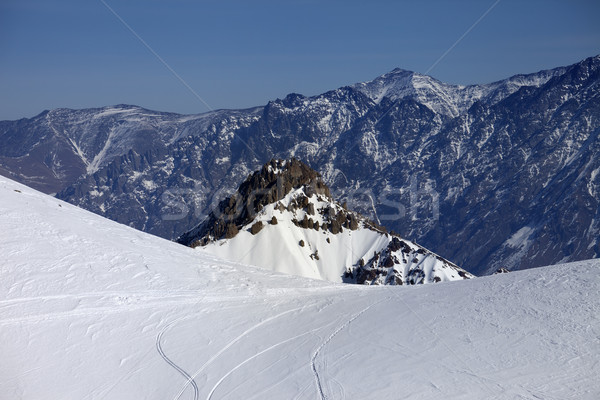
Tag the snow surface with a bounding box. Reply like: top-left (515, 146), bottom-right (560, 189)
top-left (201, 187), bottom-right (471, 284)
top-left (1, 175), bottom-right (599, 399)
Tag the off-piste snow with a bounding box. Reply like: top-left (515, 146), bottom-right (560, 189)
top-left (1, 175), bottom-right (599, 399)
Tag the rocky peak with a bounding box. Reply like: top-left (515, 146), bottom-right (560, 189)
top-left (177, 158), bottom-right (332, 246)
top-left (177, 158), bottom-right (474, 286)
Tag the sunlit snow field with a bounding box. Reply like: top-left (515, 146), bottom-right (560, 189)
top-left (1, 176), bottom-right (599, 399)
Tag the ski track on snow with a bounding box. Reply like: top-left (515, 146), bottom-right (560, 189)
top-left (310, 297), bottom-right (390, 400)
top-left (173, 304), bottom-right (309, 400)
top-left (205, 330), bottom-right (318, 400)
top-left (205, 300), bottom-right (337, 399)
top-left (0, 290), bottom-right (204, 306)
top-left (0, 292), bottom-right (283, 326)
top-left (0, 298), bottom-right (204, 326)
top-left (157, 317), bottom-right (200, 400)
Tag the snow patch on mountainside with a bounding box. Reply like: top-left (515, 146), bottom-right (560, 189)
top-left (201, 186), bottom-right (472, 284)
top-left (201, 187), bottom-right (385, 281)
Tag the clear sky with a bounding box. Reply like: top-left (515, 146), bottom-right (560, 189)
top-left (1, 0), bottom-right (599, 120)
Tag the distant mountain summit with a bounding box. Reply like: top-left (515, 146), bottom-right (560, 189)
top-left (351, 65), bottom-right (567, 117)
top-left (178, 159), bottom-right (474, 285)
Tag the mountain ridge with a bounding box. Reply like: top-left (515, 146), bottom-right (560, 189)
top-left (351, 63), bottom-right (568, 117)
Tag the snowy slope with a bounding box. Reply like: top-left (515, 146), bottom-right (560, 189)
top-left (1, 175), bottom-right (599, 400)
top-left (200, 186), bottom-right (472, 284)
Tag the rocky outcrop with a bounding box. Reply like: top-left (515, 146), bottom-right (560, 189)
top-left (344, 237), bottom-right (473, 285)
top-left (178, 158), bottom-right (331, 246)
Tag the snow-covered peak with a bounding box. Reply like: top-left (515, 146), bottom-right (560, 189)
top-left (179, 159), bottom-right (474, 285)
top-left (352, 65), bottom-right (567, 117)
top-left (202, 186), bottom-right (473, 285)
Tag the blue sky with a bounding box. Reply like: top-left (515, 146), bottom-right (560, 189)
top-left (1, 0), bottom-right (599, 120)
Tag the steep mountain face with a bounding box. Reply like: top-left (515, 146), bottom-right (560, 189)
top-left (179, 159), bottom-right (474, 284)
top-left (52, 106), bottom-right (263, 235)
top-left (409, 56), bottom-right (600, 274)
top-left (1, 55), bottom-right (598, 275)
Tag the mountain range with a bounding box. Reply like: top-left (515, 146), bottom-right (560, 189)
top-left (1, 55), bottom-right (599, 275)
